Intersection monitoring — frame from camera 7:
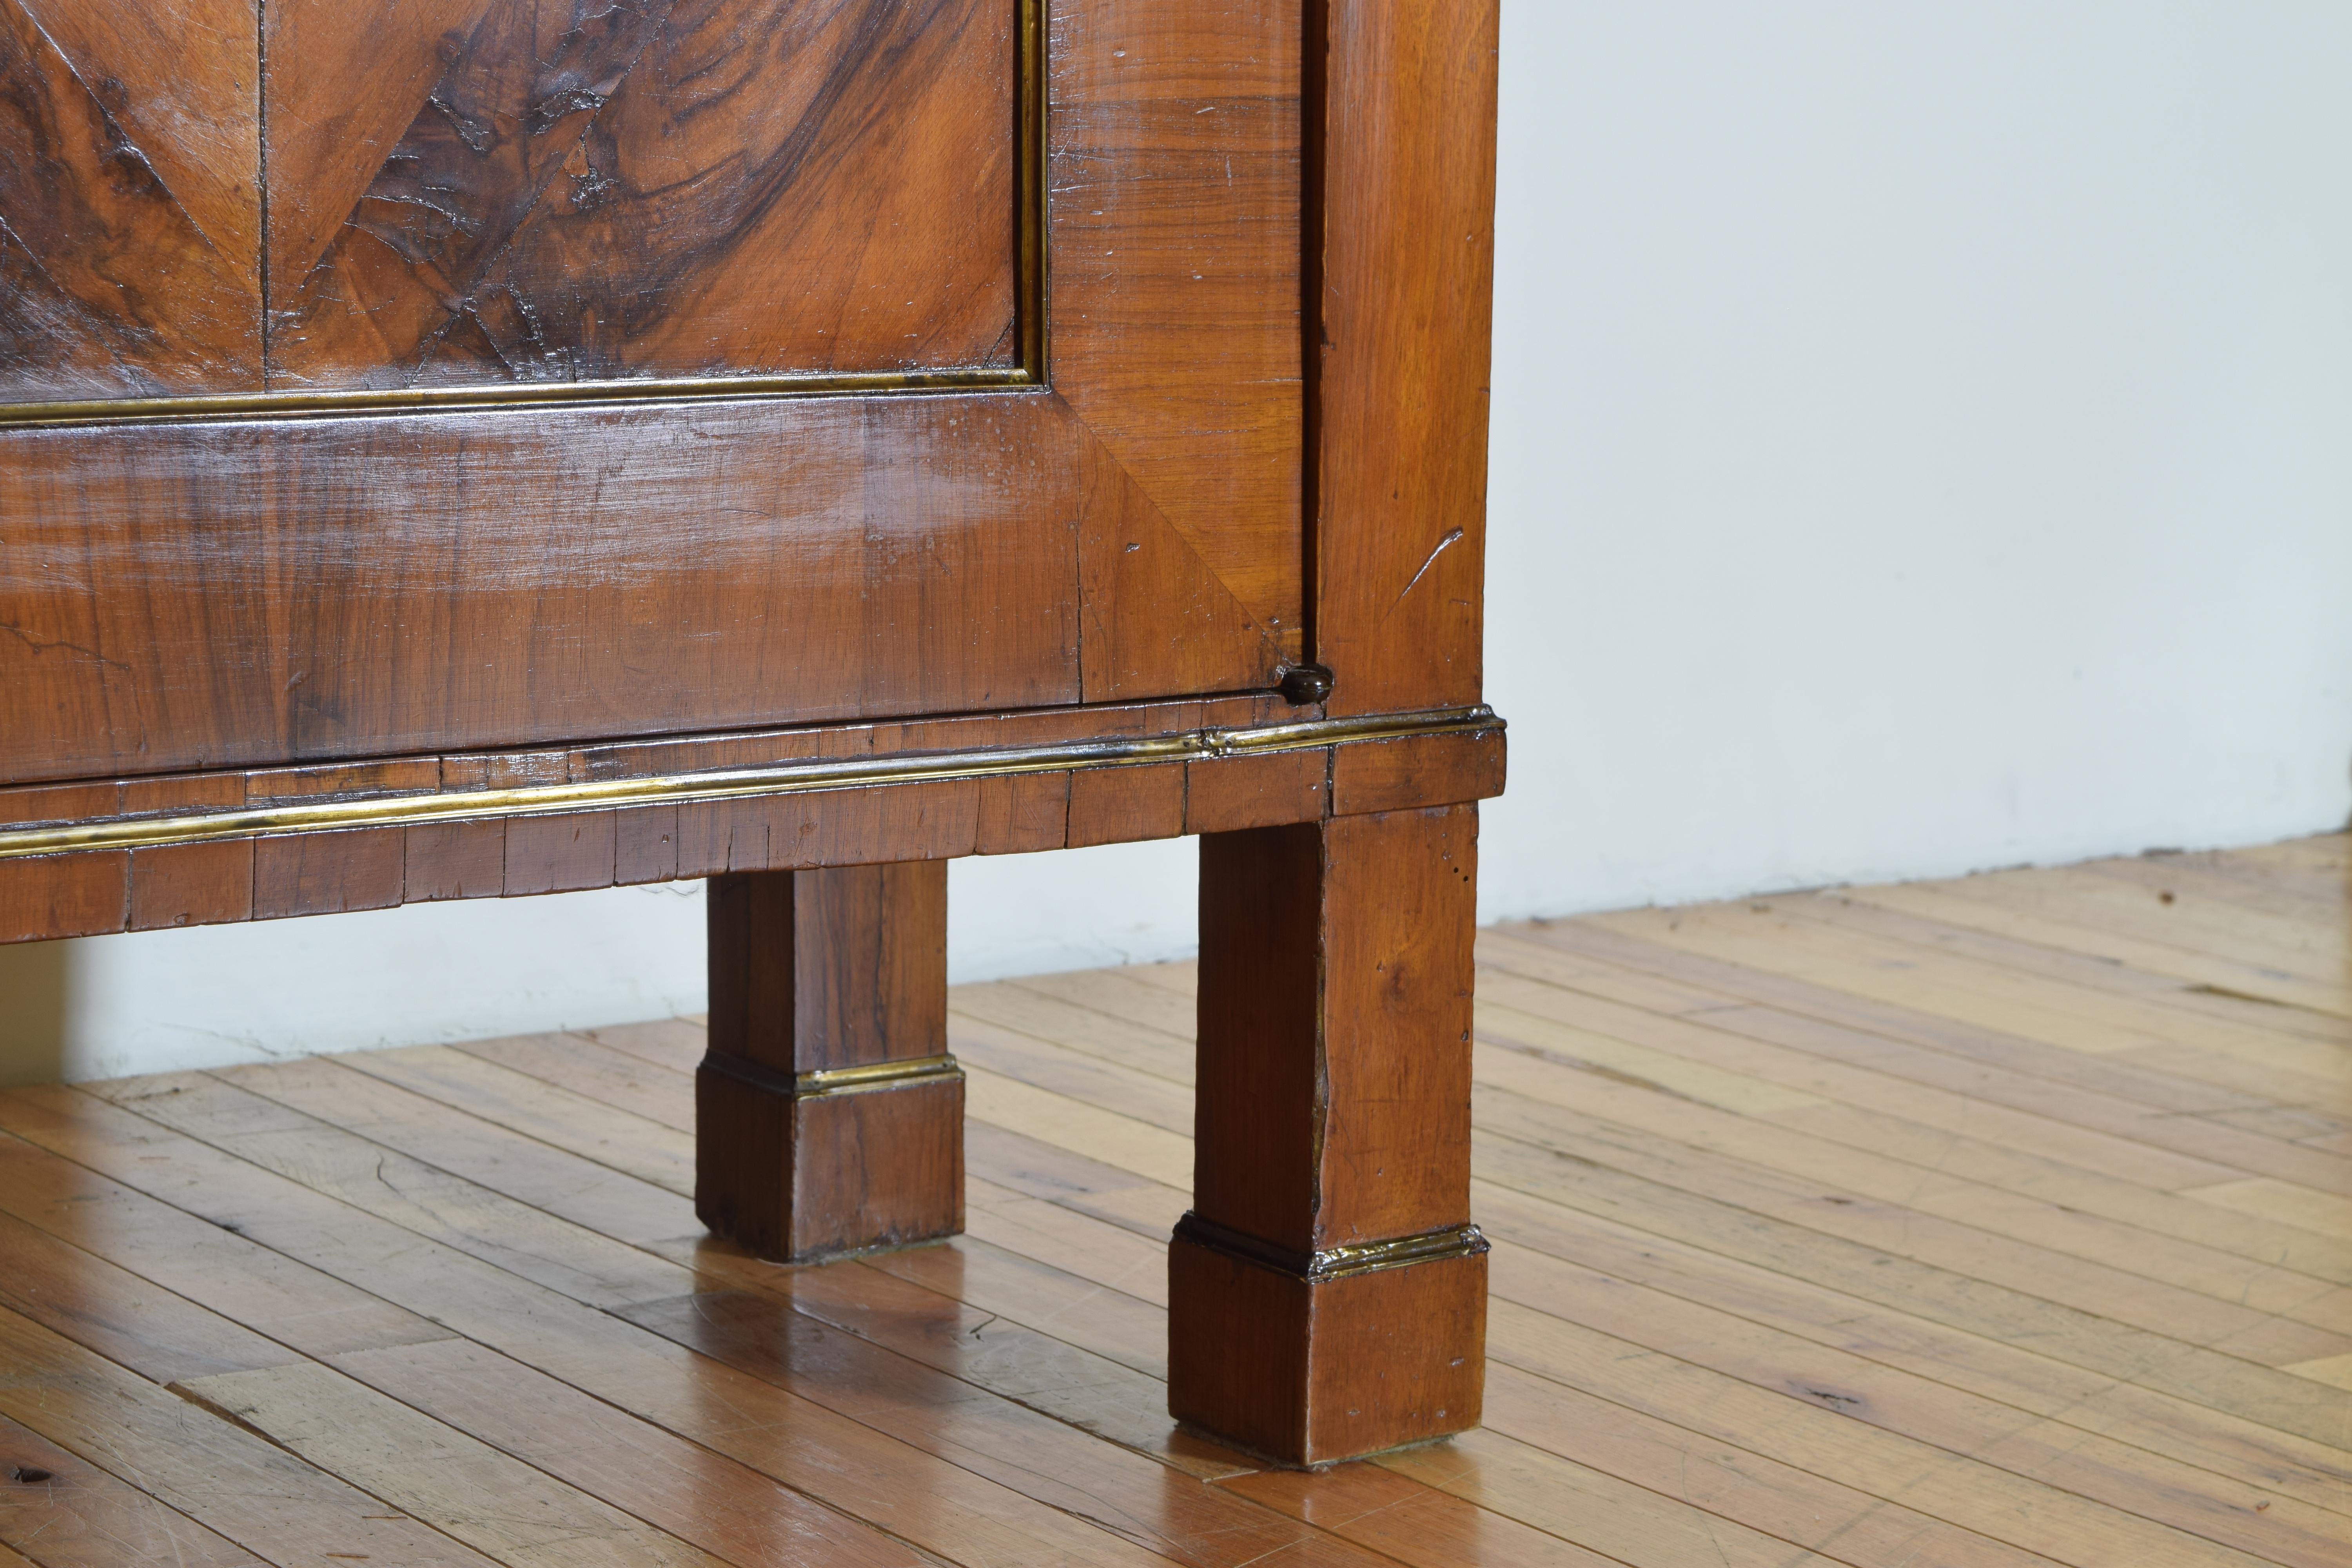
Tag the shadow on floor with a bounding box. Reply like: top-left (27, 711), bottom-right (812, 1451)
top-left (0, 939), bottom-right (69, 1086)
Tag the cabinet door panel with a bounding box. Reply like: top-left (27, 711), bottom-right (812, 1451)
top-left (0, 0), bottom-right (1302, 790)
top-left (268, 0), bottom-right (1019, 391)
top-left (0, 0), bottom-right (262, 399)
top-left (0, 394), bottom-right (1083, 784)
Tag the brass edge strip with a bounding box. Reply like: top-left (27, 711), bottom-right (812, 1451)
top-left (1173, 1212), bottom-right (1490, 1282)
top-left (796, 1055), bottom-right (962, 1098)
top-left (1019, 0), bottom-right (1051, 380)
top-left (696, 1051), bottom-right (961, 1099)
top-left (0, 1), bottom-right (1054, 431)
top-left (0, 368), bottom-right (1042, 432)
top-left (0, 705), bottom-right (1501, 862)
top-left (1311, 1224), bottom-right (1489, 1279)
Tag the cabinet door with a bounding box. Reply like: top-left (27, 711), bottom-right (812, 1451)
top-left (0, 0), bottom-right (1301, 785)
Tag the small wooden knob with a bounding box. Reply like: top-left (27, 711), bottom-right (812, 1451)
top-left (1277, 664), bottom-right (1334, 705)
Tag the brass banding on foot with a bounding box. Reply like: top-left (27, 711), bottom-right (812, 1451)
top-left (795, 1055), bottom-right (963, 1098)
top-left (699, 1052), bottom-right (962, 1100)
top-left (1172, 1212), bottom-right (1490, 1283)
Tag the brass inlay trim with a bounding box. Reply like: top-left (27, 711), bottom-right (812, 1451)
top-left (796, 1055), bottom-right (963, 1098)
top-left (0, 705), bottom-right (1501, 862)
top-left (1308, 1225), bottom-right (1490, 1281)
top-left (0, 369), bottom-right (1041, 429)
top-left (1018, 0), bottom-right (1051, 379)
top-left (1173, 1212), bottom-right (1491, 1283)
top-left (698, 1051), bottom-right (962, 1100)
top-left (0, 0), bottom-right (1053, 430)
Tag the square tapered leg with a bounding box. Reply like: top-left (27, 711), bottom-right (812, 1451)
top-left (1173, 805), bottom-right (1487, 1465)
top-left (696, 860), bottom-right (963, 1262)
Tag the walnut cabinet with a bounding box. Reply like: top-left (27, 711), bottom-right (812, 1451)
top-left (0, 0), bottom-right (1502, 1466)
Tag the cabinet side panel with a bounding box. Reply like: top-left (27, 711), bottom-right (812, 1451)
top-left (1312, 0), bottom-right (1498, 714)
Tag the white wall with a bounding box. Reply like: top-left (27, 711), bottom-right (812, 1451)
top-left (1483, 0), bottom-right (2352, 918)
top-left (8, 0), bottom-right (2350, 1085)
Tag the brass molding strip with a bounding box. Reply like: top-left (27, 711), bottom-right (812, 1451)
top-left (1018, 0), bottom-right (1051, 378)
top-left (797, 1055), bottom-right (963, 1098)
top-left (0, 368), bottom-right (1041, 430)
top-left (0, 0), bottom-right (1052, 431)
top-left (1173, 1212), bottom-right (1491, 1283)
top-left (698, 1051), bottom-right (963, 1099)
top-left (1310, 1225), bottom-right (1490, 1280)
top-left (0, 705), bottom-right (1502, 862)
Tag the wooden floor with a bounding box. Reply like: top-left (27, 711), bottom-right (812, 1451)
top-left (2, 838), bottom-right (2349, 1567)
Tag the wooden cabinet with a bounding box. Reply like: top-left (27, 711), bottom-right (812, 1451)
top-left (0, 0), bottom-right (1501, 1466)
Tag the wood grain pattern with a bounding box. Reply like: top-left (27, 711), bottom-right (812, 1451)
top-left (1169, 1235), bottom-right (1487, 1466)
top-left (619, 1281), bottom-right (1372, 1561)
top-left (1178, 804), bottom-right (1483, 1461)
top-left (0, 1118), bottom-right (454, 1359)
top-left (676, 781), bottom-right (984, 880)
top-left (0, 1205), bottom-right (299, 1384)
top-left (0, 849), bottom-right (123, 941)
top-left (0, 1408), bottom-right (271, 1568)
top-left (1183, 747), bottom-right (1327, 835)
top-left (0, 0), bottom-right (261, 401)
top-left (502, 810), bottom-right (617, 897)
top-left (260, 0), bottom-right (499, 331)
top-left (0, 0), bottom-right (1024, 400)
top-left (251, 828), bottom-right (403, 920)
top-left (324, 1336), bottom-right (936, 1568)
top-left (404, 819), bottom-right (508, 902)
top-left (1066, 761), bottom-right (1187, 848)
top-left (975, 770), bottom-right (1071, 854)
top-left (180, 1361), bottom-right (734, 1568)
top-left (0, 1305), bottom-right (504, 1567)
top-left (1073, 407), bottom-right (1290, 701)
top-left (0, 394), bottom-right (1084, 784)
top-left (269, 0), bottom-right (1017, 390)
top-left (127, 838), bottom-right (252, 929)
top-left (613, 805), bottom-right (681, 885)
top-left (1196, 806), bottom-right (1478, 1250)
top-left (1330, 728), bottom-right (1507, 817)
top-left (14, 2), bottom-right (258, 252)
top-left (1311, 0), bottom-right (1498, 714)
top-left (708, 862), bottom-right (947, 1076)
top-left (0, 781), bottom-right (113, 826)
top-left (1051, 0), bottom-right (1305, 650)
top-left (701, 862), bottom-right (961, 1260)
top-left (0, 1083), bottom-right (1195, 1568)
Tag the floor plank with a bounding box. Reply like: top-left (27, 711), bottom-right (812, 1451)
top-left (1470, 1125), bottom-right (2351, 1449)
top-left (1476, 1187), bottom-right (2352, 1519)
top-left (1468, 1034), bottom-right (2352, 1335)
top-left (0, 1089), bottom-right (1198, 1568)
top-left (176, 1363), bottom-right (733, 1568)
top-left (0, 1409), bottom-right (270, 1568)
top-left (0, 1305), bottom-right (503, 1568)
top-left (1489, 1269), bottom-right (2350, 1566)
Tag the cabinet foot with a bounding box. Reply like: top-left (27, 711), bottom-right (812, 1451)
top-left (695, 861), bottom-right (962, 1262)
top-left (1169, 1214), bottom-right (1488, 1465)
top-left (1175, 806), bottom-right (1486, 1464)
